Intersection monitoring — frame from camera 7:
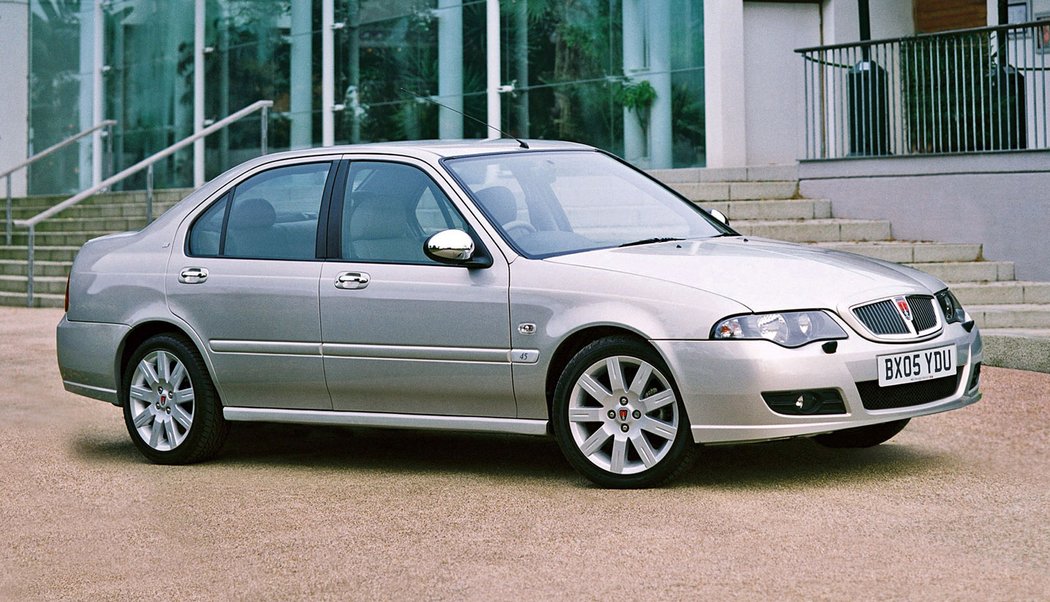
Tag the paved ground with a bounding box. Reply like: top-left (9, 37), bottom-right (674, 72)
top-left (1, 307), bottom-right (1048, 600)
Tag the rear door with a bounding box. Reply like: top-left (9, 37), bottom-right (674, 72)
top-left (167, 157), bottom-right (338, 410)
top-left (318, 157), bottom-right (515, 417)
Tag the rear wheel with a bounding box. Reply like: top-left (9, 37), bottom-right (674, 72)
top-left (813, 418), bottom-right (910, 448)
top-left (122, 334), bottom-right (227, 464)
top-left (552, 336), bottom-right (696, 488)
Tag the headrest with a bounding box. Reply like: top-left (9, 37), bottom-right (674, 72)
top-left (349, 193), bottom-right (407, 240)
top-left (231, 197), bottom-right (276, 229)
top-left (474, 186), bottom-right (518, 225)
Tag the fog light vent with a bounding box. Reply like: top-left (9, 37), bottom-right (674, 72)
top-left (762, 389), bottom-right (846, 416)
top-left (968, 363), bottom-right (981, 392)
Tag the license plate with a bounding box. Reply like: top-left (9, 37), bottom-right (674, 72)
top-left (877, 344), bottom-right (957, 387)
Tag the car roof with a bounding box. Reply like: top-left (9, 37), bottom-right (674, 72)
top-left (259, 139), bottom-right (596, 162)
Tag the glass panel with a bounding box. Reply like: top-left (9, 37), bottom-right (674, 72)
top-left (224, 162), bottom-right (330, 260)
top-left (205, 1), bottom-right (300, 179)
top-left (502, 0), bottom-right (623, 152)
top-left (330, 0), bottom-right (487, 144)
top-left (341, 161), bottom-right (466, 263)
top-left (28, 1), bottom-right (87, 194)
top-left (502, 0), bottom-right (705, 168)
top-left (447, 150), bottom-right (724, 258)
top-left (670, 0), bottom-right (705, 167)
top-left (188, 193), bottom-right (229, 256)
top-left (105, 0), bottom-right (195, 191)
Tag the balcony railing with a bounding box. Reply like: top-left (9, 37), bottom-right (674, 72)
top-left (797, 21), bottom-right (1050, 160)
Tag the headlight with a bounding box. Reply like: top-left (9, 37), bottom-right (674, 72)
top-left (711, 311), bottom-right (848, 348)
top-left (935, 289), bottom-right (967, 324)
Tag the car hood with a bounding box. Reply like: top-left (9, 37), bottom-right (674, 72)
top-left (544, 236), bottom-right (946, 313)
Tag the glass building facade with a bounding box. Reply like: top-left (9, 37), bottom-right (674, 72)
top-left (28, 0), bottom-right (704, 195)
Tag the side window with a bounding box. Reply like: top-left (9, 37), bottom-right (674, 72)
top-left (340, 162), bottom-right (469, 264)
top-left (189, 162), bottom-right (331, 260)
top-left (188, 193), bottom-right (229, 256)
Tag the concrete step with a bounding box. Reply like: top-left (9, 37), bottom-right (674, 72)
top-left (0, 246), bottom-right (81, 262)
top-left (0, 260), bottom-right (70, 278)
top-left (0, 290), bottom-right (64, 308)
top-left (7, 231), bottom-right (118, 247)
top-left (0, 274), bottom-right (67, 295)
top-left (969, 304), bottom-right (1050, 329)
top-left (649, 164), bottom-right (798, 183)
top-left (812, 241), bottom-right (983, 264)
top-left (907, 261), bottom-right (1015, 283)
top-left (734, 218), bottom-right (892, 243)
top-left (8, 189), bottom-right (190, 211)
top-left (8, 202), bottom-right (178, 220)
top-left (950, 281), bottom-right (1050, 306)
top-left (32, 216), bottom-right (148, 233)
top-left (669, 180), bottom-right (798, 202)
top-left (701, 199), bottom-right (832, 220)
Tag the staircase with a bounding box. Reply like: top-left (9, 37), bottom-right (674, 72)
top-left (0, 189), bottom-right (188, 307)
top-left (650, 165), bottom-right (1050, 374)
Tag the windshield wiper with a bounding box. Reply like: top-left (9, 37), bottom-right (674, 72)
top-left (618, 237), bottom-right (684, 248)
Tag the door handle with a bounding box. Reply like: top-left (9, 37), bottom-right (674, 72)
top-left (335, 271), bottom-right (370, 290)
top-left (179, 267), bottom-right (209, 284)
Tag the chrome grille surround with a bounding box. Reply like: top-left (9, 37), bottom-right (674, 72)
top-left (850, 294), bottom-right (942, 342)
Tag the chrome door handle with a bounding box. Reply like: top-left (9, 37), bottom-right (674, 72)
top-left (335, 271), bottom-right (370, 290)
top-left (179, 267), bottom-right (209, 284)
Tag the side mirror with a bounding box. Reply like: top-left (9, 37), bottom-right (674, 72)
top-left (424, 229), bottom-right (492, 268)
top-left (708, 208), bottom-right (730, 227)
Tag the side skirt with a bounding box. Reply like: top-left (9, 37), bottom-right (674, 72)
top-left (223, 407), bottom-right (550, 436)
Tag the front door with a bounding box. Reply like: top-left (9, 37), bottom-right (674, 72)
top-left (319, 159), bottom-right (514, 417)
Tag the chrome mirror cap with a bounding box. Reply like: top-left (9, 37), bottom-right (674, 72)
top-left (425, 229), bottom-right (476, 262)
top-left (709, 208), bottom-right (730, 227)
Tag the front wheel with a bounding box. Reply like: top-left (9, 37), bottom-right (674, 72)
top-left (813, 418), bottom-right (910, 448)
top-left (122, 334), bottom-right (228, 464)
top-left (552, 336), bottom-right (696, 488)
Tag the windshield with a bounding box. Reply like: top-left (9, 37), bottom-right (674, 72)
top-left (444, 151), bottom-right (731, 258)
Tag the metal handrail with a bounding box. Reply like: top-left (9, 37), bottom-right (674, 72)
top-left (795, 19), bottom-right (1050, 53)
top-left (4, 120), bottom-right (117, 245)
top-left (15, 99), bottom-right (273, 306)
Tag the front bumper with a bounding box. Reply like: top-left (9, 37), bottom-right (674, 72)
top-left (654, 323), bottom-right (982, 444)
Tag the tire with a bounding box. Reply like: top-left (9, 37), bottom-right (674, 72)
top-left (552, 336), bottom-right (696, 488)
top-left (122, 334), bottom-right (228, 464)
top-left (813, 418), bottom-right (910, 449)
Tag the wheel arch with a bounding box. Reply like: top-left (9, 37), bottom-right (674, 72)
top-left (116, 319), bottom-right (212, 406)
top-left (544, 325), bottom-right (662, 417)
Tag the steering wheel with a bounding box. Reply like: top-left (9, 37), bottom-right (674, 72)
top-left (503, 220), bottom-right (537, 236)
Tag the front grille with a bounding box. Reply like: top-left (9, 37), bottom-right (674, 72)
top-left (853, 300), bottom-right (908, 335)
top-left (853, 295), bottom-right (940, 338)
top-left (855, 367), bottom-right (962, 410)
top-left (907, 295), bottom-right (938, 332)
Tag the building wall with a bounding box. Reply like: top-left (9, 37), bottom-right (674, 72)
top-left (914, 0), bottom-right (986, 32)
top-left (799, 152), bottom-right (1050, 281)
top-left (720, 0), bottom-right (916, 168)
top-left (0, 0), bottom-right (28, 196)
top-left (743, 2), bottom-right (821, 166)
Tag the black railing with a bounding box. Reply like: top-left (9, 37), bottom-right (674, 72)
top-left (797, 21), bottom-right (1050, 160)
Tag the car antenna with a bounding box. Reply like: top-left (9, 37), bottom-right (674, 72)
top-left (399, 87), bottom-right (529, 149)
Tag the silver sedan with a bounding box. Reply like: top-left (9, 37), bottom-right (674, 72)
top-left (57, 140), bottom-right (982, 487)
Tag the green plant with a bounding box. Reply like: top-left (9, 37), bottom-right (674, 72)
top-left (618, 79), bottom-right (657, 112)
